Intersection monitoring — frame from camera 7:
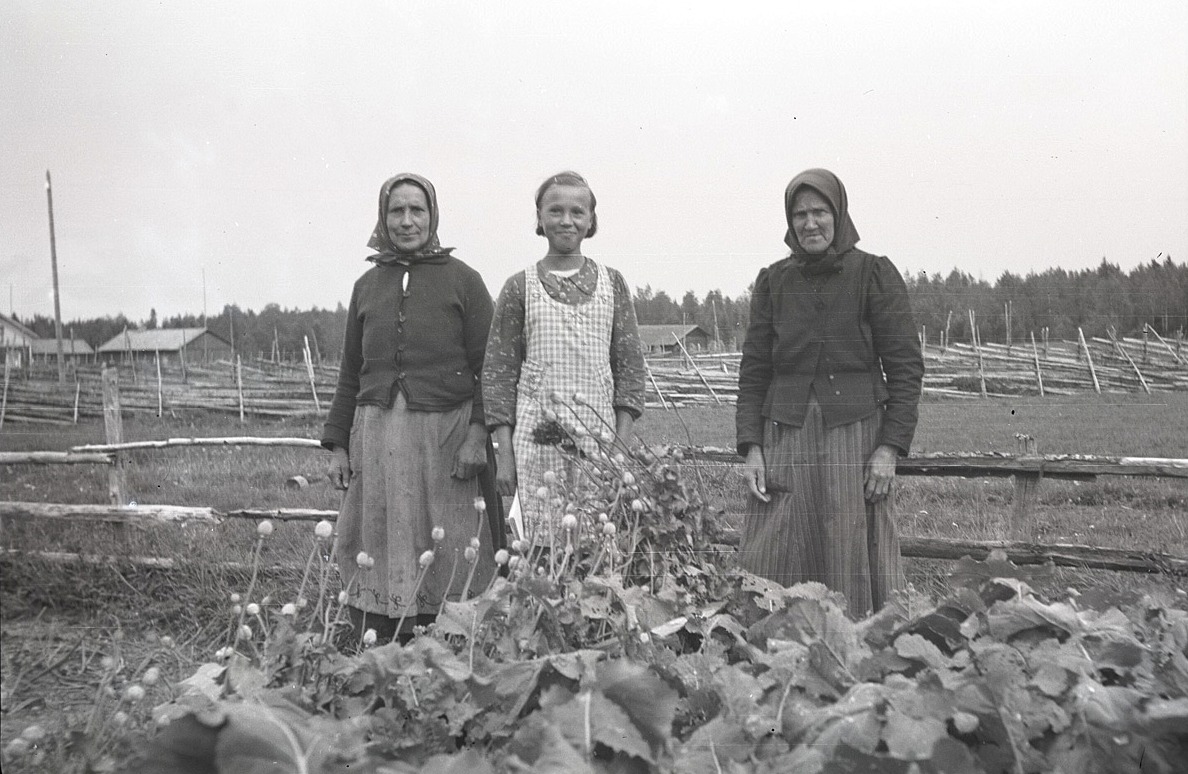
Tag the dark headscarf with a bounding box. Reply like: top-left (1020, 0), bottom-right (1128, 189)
top-left (783, 169), bottom-right (861, 273)
top-left (366, 173), bottom-right (453, 266)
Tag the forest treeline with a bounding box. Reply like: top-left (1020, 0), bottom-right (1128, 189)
top-left (17, 257), bottom-right (1187, 360)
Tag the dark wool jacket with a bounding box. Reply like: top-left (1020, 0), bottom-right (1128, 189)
top-left (321, 256), bottom-right (494, 452)
top-left (736, 248), bottom-right (924, 456)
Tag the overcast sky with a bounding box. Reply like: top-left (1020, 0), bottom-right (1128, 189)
top-left (2, 0), bottom-right (1185, 324)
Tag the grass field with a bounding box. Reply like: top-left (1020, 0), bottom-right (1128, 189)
top-left (2, 393), bottom-right (1187, 769)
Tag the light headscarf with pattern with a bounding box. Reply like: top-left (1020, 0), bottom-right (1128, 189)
top-left (366, 173), bottom-right (453, 266)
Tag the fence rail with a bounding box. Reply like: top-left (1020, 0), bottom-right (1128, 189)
top-left (4, 327), bottom-right (1187, 425)
top-left (3, 434), bottom-right (1187, 576)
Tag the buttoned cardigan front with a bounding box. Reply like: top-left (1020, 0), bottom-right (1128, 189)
top-left (322, 256), bottom-right (493, 452)
top-left (736, 248), bottom-right (923, 456)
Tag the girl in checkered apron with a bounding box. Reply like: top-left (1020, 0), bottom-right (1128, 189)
top-left (483, 172), bottom-right (647, 535)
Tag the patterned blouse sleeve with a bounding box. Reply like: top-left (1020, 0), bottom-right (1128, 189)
top-left (481, 272), bottom-right (526, 429)
top-left (609, 268), bottom-right (647, 419)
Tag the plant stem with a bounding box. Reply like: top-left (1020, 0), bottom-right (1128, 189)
top-left (439, 548), bottom-right (460, 616)
top-left (394, 559), bottom-right (432, 640)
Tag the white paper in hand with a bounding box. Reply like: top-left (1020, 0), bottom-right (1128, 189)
top-left (508, 493), bottom-right (525, 542)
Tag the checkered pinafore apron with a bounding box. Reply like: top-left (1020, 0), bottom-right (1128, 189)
top-left (514, 261), bottom-right (615, 533)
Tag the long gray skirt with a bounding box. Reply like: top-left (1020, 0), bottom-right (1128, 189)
top-left (336, 395), bottom-right (496, 618)
top-left (738, 398), bottom-right (903, 619)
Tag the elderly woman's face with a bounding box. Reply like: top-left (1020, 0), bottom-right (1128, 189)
top-left (386, 183), bottom-right (432, 253)
top-left (790, 188), bottom-right (835, 254)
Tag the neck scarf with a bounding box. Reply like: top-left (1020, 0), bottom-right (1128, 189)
top-left (783, 168), bottom-right (861, 275)
top-left (366, 173), bottom-right (453, 266)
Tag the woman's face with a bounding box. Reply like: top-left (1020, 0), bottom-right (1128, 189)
top-left (385, 183), bottom-right (432, 253)
top-left (538, 184), bottom-right (593, 254)
top-left (790, 188), bottom-right (835, 254)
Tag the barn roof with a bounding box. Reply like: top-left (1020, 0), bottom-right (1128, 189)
top-left (637, 324), bottom-right (711, 347)
top-left (97, 327), bottom-right (229, 353)
top-left (0, 312), bottom-right (39, 341)
top-left (30, 339), bottom-right (95, 355)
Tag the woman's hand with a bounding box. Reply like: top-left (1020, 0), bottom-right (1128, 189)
top-left (328, 447), bottom-right (351, 490)
top-left (492, 425), bottom-right (517, 496)
top-left (743, 444), bottom-right (770, 502)
top-left (864, 444), bottom-right (898, 502)
top-left (452, 423), bottom-right (489, 480)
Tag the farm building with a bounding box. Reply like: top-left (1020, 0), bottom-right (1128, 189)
top-left (96, 327), bottom-right (232, 363)
top-left (637, 324), bottom-right (714, 354)
top-left (1, 312), bottom-right (38, 368)
top-left (30, 338), bottom-right (95, 360)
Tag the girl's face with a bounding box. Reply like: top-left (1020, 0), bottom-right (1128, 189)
top-left (386, 183), bottom-right (432, 253)
top-left (537, 184), bottom-right (593, 254)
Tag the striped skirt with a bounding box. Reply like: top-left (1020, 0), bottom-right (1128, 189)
top-left (738, 397), bottom-right (903, 618)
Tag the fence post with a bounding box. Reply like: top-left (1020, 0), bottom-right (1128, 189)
top-left (155, 350), bottom-right (163, 418)
top-left (0, 350), bottom-right (10, 430)
top-left (1077, 327), bottom-right (1101, 393)
top-left (236, 355), bottom-right (245, 423)
top-left (1030, 331), bottom-right (1045, 397)
top-left (101, 365), bottom-right (128, 506)
top-left (1011, 434), bottom-right (1041, 541)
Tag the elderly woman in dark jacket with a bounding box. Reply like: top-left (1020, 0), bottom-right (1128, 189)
top-left (736, 168), bottom-right (924, 618)
top-left (323, 173), bottom-right (502, 644)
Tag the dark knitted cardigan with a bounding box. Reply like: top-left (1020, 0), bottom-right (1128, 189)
top-left (736, 248), bottom-right (923, 456)
top-left (321, 256), bottom-right (493, 452)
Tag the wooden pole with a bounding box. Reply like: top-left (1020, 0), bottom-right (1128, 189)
top-left (969, 310), bottom-right (987, 398)
top-left (942, 310), bottom-right (952, 355)
top-left (310, 329), bottom-right (322, 368)
top-left (1030, 331), bottom-right (1045, 397)
top-left (672, 333), bottom-right (721, 404)
top-left (1107, 329), bottom-right (1151, 394)
top-left (302, 336), bottom-right (320, 411)
top-left (46, 171), bottom-right (66, 385)
top-left (644, 362), bottom-right (670, 410)
top-left (1010, 435), bottom-right (1041, 541)
top-left (101, 365), bottom-right (128, 506)
top-left (1144, 323), bottom-right (1185, 364)
top-left (273, 327), bottom-right (280, 364)
top-left (123, 327), bottom-right (139, 386)
top-left (155, 350), bottom-right (163, 417)
top-left (1077, 327), bottom-right (1101, 393)
top-left (1004, 300), bottom-right (1012, 355)
top-left (236, 355), bottom-right (245, 424)
top-left (73, 378), bottom-right (80, 423)
top-left (0, 350), bottom-right (10, 430)
top-left (202, 268), bottom-right (208, 365)
top-left (710, 300), bottom-right (722, 351)
top-left (179, 330), bottom-right (188, 383)
top-left (1142, 326), bottom-right (1149, 364)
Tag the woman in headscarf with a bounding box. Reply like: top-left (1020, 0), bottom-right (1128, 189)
top-left (323, 173), bottom-right (502, 644)
top-left (736, 168), bottom-right (924, 618)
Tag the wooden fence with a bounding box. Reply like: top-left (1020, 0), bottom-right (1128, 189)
top-left (3, 433), bottom-right (1187, 576)
top-left (3, 324), bottom-right (1186, 425)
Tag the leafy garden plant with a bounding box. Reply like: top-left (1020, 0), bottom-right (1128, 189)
top-left (61, 396), bottom-right (1187, 773)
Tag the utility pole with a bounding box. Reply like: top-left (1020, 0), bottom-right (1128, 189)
top-left (202, 267), bottom-right (208, 364)
top-left (46, 171), bottom-right (65, 384)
